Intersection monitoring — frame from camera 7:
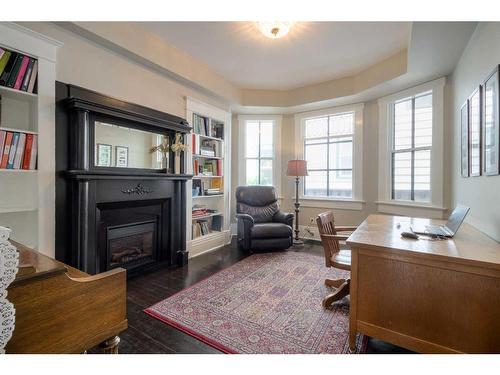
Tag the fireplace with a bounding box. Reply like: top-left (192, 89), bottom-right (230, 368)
top-left (55, 83), bottom-right (192, 276)
top-left (97, 199), bottom-right (168, 274)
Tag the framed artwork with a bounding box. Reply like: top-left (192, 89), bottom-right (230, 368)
top-left (460, 100), bottom-right (469, 177)
top-left (115, 146), bottom-right (129, 168)
top-left (96, 143), bottom-right (112, 167)
top-left (469, 87), bottom-right (482, 177)
top-left (483, 65), bottom-right (500, 176)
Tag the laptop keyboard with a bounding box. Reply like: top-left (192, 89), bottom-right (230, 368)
top-left (426, 225), bottom-right (447, 236)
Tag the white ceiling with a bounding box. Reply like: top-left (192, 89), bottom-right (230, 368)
top-left (138, 22), bottom-right (411, 90)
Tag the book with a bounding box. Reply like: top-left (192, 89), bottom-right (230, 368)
top-left (13, 55), bottom-right (29, 90)
top-left (21, 58), bottom-right (35, 92)
top-left (27, 60), bottom-right (38, 93)
top-left (6, 54), bottom-right (23, 88)
top-left (0, 50), bottom-right (12, 77)
top-left (7, 132), bottom-right (19, 168)
top-left (13, 132), bottom-right (26, 169)
top-left (0, 52), bottom-right (18, 86)
top-left (22, 133), bottom-right (34, 169)
top-left (29, 134), bottom-right (37, 170)
top-left (0, 130), bottom-right (6, 157)
top-left (0, 131), bottom-right (13, 168)
top-left (217, 159), bottom-right (222, 176)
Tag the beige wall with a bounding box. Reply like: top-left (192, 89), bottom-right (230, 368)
top-left (450, 22), bottom-right (500, 242)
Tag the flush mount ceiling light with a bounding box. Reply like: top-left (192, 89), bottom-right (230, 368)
top-left (257, 21), bottom-right (294, 39)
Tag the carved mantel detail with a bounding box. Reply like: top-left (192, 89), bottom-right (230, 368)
top-left (121, 183), bottom-right (153, 195)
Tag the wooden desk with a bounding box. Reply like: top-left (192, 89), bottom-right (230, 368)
top-left (6, 242), bottom-right (128, 353)
top-left (347, 214), bottom-right (500, 353)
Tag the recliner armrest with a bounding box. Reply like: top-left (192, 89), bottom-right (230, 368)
top-left (236, 214), bottom-right (254, 251)
top-left (273, 211), bottom-right (294, 226)
top-left (236, 213), bottom-right (255, 225)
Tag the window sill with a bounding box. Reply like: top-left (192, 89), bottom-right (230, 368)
top-left (375, 200), bottom-right (448, 218)
top-left (298, 197), bottom-right (365, 211)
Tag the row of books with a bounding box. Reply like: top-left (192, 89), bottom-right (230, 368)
top-left (192, 179), bottom-right (222, 196)
top-left (191, 134), bottom-right (223, 157)
top-left (0, 130), bottom-right (37, 170)
top-left (0, 48), bottom-right (38, 93)
top-left (192, 113), bottom-right (224, 140)
top-left (192, 220), bottom-right (211, 238)
top-left (192, 215), bottom-right (223, 239)
top-left (193, 159), bottom-right (223, 176)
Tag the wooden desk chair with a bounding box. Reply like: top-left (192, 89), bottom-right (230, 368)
top-left (316, 211), bottom-right (358, 308)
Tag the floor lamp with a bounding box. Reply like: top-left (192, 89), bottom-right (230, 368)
top-left (287, 160), bottom-right (308, 245)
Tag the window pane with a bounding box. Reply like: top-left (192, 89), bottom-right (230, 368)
top-left (415, 93), bottom-right (433, 148)
top-left (305, 117), bottom-right (328, 138)
top-left (414, 149), bottom-right (431, 202)
top-left (484, 74), bottom-right (498, 173)
top-left (329, 170), bottom-right (352, 198)
top-left (260, 159), bottom-right (273, 185)
top-left (394, 99), bottom-right (412, 150)
top-left (393, 152), bottom-right (412, 200)
top-left (329, 113), bottom-right (354, 136)
top-left (246, 159), bottom-right (259, 185)
top-left (470, 91), bottom-right (481, 176)
top-left (305, 143), bottom-right (327, 170)
top-left (304, 171), bottom-right (327, 197)
top-left (260, 121), bottom-right (273, 157)
top-left (245, 121), bottom-right (259, 157)
top-left (329, 139), bottom-right (352, 169)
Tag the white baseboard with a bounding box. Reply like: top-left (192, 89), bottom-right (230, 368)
top-left (188, 230), bottom-right (231, 258)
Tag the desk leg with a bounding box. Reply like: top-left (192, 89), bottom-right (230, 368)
top-left (99, 336), bottom-right (120, 354)
top-left (349, 247), bottom-right (359, 351)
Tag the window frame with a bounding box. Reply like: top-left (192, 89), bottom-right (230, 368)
top-left (237, 115), bottom-right (282, 194)
top-left (377, 77), bottom-right (446, 217)
top-left (294, 104), bottom-right (364, 210)
top-left (303, 112), bottom-right (355, 199)
top-left (390, 91), bottom-right (433, 202)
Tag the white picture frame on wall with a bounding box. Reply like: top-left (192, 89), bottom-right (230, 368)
top-left (115, 146), bottom-right (128, 168)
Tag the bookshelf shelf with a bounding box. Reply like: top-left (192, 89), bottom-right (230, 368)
top-left (192, 212), bottom-right (222, 220)
top-left (198, 134), bottom-right (224, 142)
top-left (0, 168), bottom-right (37, 173)
top-left (192, 154), bottom-right (223, 160)
top-left (0, 126), bottom-right (38, 135)
top-left (0, 85), bottom-right (37, 102)
top-left (192, 194), bottom-right (224, 199)
top-left (0, 207), bottom-right (37, 214)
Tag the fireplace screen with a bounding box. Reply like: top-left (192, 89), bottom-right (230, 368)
top-left (107, 221), bottom-right (156, 268)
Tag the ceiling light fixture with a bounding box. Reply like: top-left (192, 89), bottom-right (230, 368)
top-left (257, 21), bottom-right (294, 39)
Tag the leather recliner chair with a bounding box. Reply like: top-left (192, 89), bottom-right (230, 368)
top-left (236, 186), bottom-right (294, 252)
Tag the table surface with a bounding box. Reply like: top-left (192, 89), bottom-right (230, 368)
top-left (347, 214), bottom-right (500, 270)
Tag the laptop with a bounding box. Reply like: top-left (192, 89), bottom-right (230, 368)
top-left (410, 205), bottom-right (470, 238)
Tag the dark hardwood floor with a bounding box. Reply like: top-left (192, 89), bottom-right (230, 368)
top-left (117, 239), bottom-right (412, 354)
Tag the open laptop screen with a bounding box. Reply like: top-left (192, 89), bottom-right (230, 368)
top-left (444, 205), bottom-right (470, 235)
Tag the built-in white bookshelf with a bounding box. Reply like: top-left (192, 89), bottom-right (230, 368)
top-left (0, 23), bottom-right (60, 255)
top-left (185, 97), bottom-right (231, 258)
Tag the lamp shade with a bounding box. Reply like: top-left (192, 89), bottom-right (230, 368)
top-left (287, 160), bottom-right (308, 177)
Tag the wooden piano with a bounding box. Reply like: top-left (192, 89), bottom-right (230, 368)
top-left (5, 242), bottom-right (127, 354)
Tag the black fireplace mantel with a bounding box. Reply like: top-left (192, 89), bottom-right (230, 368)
top-left (55, 82), bottom-right (192, 276)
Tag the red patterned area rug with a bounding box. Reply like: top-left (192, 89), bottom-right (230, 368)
top-left (145, 251), bottom-right (367, 354)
